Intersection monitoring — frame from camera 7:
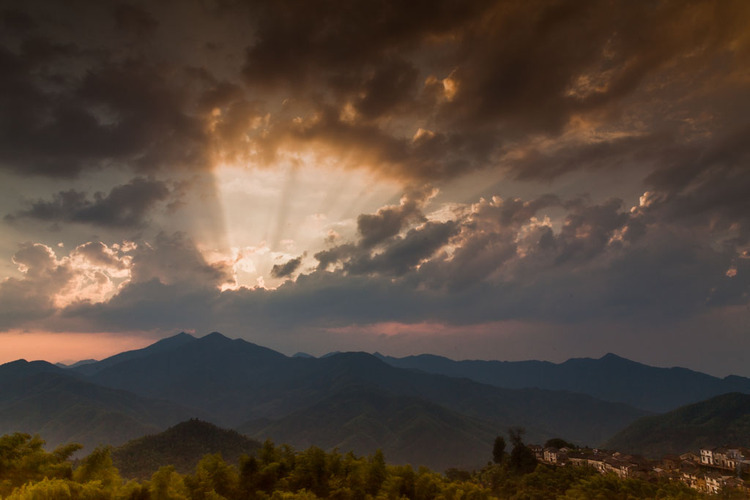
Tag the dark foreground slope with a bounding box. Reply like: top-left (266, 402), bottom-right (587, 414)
top-left (604, 392), bottom-right (750, 457)
top-left (0, 360), bottom-right (197, 451)
top-left (113, 419), bottom-right (261, 479)
top-left (376, 352), bottom-right (750, 413)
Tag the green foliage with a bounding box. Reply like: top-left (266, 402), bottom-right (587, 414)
top-left (0, 432), bottom-right (734, 500)
top-left (73, 447), bottom-right (121, 490)
top-left (366, 449), bottom-right (387, 496)
top-left (184, 454), bottom-right (239, 500)
top-left (150, 466), bottom-right (189, 500)
top-left (0, 433), bottom-right (80, 497)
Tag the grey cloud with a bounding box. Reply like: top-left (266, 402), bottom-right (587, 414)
top-left (354, 58), bottom-right (420, 120)
top-left (347, 221), bottom-right (458, 277)
top-left (241, 0), bottom-right (486, 90)
top-left (73, 242), bottom-right (128, 270)
top-left (6, 177), bottom-right (172, 228)
top-left (128, 231), bottom-right (231, 287)
top-left (357, 191), bottom-right (427, 249)
top-left (114, 3), bottom-right (158, 37)
top-left (49, 192), bottom-right (748, 358)
top-left (240, 0), bottom-right (750, 189)
top-left (0, 243), bottom-right (72, 328)
top-left (1, 8), bottom-right (35, 33)
top-left (271, 255), bottom-right (303, 279)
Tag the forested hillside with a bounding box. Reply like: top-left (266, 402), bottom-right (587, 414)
top-left (112, 419), bottom-right (261, 479)
top-left (605, 392), bottom-right (750, 457)
top-left (0, 432), bottom-right (716, 500)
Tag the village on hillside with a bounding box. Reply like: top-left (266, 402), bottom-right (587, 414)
top-left (531, 444), bottom-right (750, 495)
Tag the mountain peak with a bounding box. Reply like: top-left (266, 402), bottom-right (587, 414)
top-left (201, 331), bottom-right (229, 340)
top-left (600, 352), bottom-right (627, 361)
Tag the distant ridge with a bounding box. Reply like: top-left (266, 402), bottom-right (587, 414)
top-left (56, 359), bottom-right (97, 369)
top-left (376, 352), bottom-right (750, 412)
top-left (604, 392), bottom-right (750, 457)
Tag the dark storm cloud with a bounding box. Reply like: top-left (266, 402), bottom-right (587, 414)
top-left (113, 3), bottom-right (158, 37)
top-left (0, 50), bottom-right (214, 177)
top-left (239, 0), bottom-right (750, 187)
top-left (2, 0), bottom-right (747, 193)
top-left (0, 0), bottom-right (252, 179)
top-left (347, 220), bottom-right (459, 277)
top-left (6, 177), bottom-right (172, 228)
top-left (356, 188), bottom-right (430, 248)
top-left (241, 0), bottom-right (487, 89)
top-left (128, 231), bottom-right (231, 287)
top-left (302, 192), bottom-right (747, 325)
top-left (1, 8), bottom-right (34, 33)
top-left (270, 255), bottom-right (304, 279)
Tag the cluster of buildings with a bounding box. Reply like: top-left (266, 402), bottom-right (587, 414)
top-left (530, 444), bottom-right (750, 495)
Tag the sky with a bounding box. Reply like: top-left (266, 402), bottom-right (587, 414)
top-left (0, 0), bottom-right (749, 377)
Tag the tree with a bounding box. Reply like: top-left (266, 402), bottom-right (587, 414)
top-left (150, 466), bottom-right (189, 500)
top-left (185, 453), bottom-right (238, 500)
top-left (73, 446), bottom-right (122, 490)
top-left (0, 433), bottom-right (80, 496)
top-left (492, 436), bottom-right (506, 464)
top-left (365, 450), bottom-right (386, 495)
top-left (507, 427), bottom-right (537, 475)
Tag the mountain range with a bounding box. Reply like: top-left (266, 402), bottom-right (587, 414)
top-left (2, 332), bottom-right (748, 469)
top-left (0, 359), bottom-right (195, 451)
top-left (375, 352), bottom-right (750, 413)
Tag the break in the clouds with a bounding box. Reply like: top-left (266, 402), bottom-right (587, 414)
top-left (0, 0), bottom-right (748, 377)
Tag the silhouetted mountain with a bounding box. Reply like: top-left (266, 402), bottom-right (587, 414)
top-left (375, 352), bottom-right (750, 412)
top-left (81, 334), bottom-right (647, 456)
top-left (271, 351), bottom-right (647, 447)
top-left (113, 419), bottom-right (261, 479)
top-left (238, 387), bottom-right (496, 471)
top-left (0, 360), bottom-right (198, 452)
top-left (604, 393), bottom-right (750, 458)
top-left (84, 332), bottom-right (294, 426)
top-left (0, 333), bottom-right (657, 468)
top-left (73, 332), bottom-right (197, 376)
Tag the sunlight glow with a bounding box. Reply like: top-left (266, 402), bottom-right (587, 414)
top-left (212, 160), bottom-right (402, 288)
top-left (0, 331), bottom-right (153, 364)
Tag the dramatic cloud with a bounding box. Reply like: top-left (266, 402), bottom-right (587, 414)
top-left (271, 255), bottom-right (304, 279)
top-left (0, 0), bottom-right (749, 376)
top-left (6, 177), bottom-right (172, 228)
